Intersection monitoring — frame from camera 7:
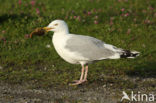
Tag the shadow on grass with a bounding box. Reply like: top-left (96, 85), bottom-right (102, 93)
top-left (0, 13), bottom-right (33, 24)
top-left (126, 61), bottom-right (156, 78)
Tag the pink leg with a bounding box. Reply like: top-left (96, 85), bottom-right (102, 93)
top-left (80, 65), bottom-right (85, 81)
top-left (71, 65), bottom-right (86, 85)
top-left (83, 65), bottom-right (88, 81)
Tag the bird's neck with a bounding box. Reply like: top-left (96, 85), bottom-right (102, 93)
top-left (55, 27), bottom-right (69, 34)
top-left (54, 30), bottom-right (69, 36)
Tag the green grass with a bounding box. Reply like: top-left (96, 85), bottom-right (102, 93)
top-left (0, 0), bottom-right (156, 88)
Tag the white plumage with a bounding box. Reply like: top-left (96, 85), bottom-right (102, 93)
top-left (43, 20), bottom-right (140, 85)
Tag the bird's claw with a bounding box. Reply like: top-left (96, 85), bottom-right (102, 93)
top-left (70, 79), bottom-right (87, 86)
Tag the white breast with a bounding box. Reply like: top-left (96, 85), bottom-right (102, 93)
top-left (52, 33), bottom-right (79, 64)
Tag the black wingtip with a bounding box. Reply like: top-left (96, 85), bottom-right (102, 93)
top-left (120, 50), bottom-right (140, 58)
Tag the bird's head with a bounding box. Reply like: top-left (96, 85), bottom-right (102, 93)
top-left (43, 20), bottom-right (69, 34)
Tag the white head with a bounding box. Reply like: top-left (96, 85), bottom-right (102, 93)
top-left (43, 20), bottom-right (69, 34)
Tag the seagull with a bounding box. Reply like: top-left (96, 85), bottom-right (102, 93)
top-left (43, 20), bottom-right (140, 85)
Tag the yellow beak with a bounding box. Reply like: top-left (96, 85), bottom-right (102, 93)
top-left (43, 27), bottom-right (53, 32)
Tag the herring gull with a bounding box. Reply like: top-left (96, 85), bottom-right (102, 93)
top-left (43, 20), bottom-right (140, 85)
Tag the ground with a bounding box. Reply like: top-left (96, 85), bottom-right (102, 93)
top-left (0, 0), bottom-right (156, 103)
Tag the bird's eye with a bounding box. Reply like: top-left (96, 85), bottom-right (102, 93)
top-left (54, 23), bottom-right (58, 26)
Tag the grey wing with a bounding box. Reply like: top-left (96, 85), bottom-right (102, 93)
top-left (65, 34), bottom-right (117, 60)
